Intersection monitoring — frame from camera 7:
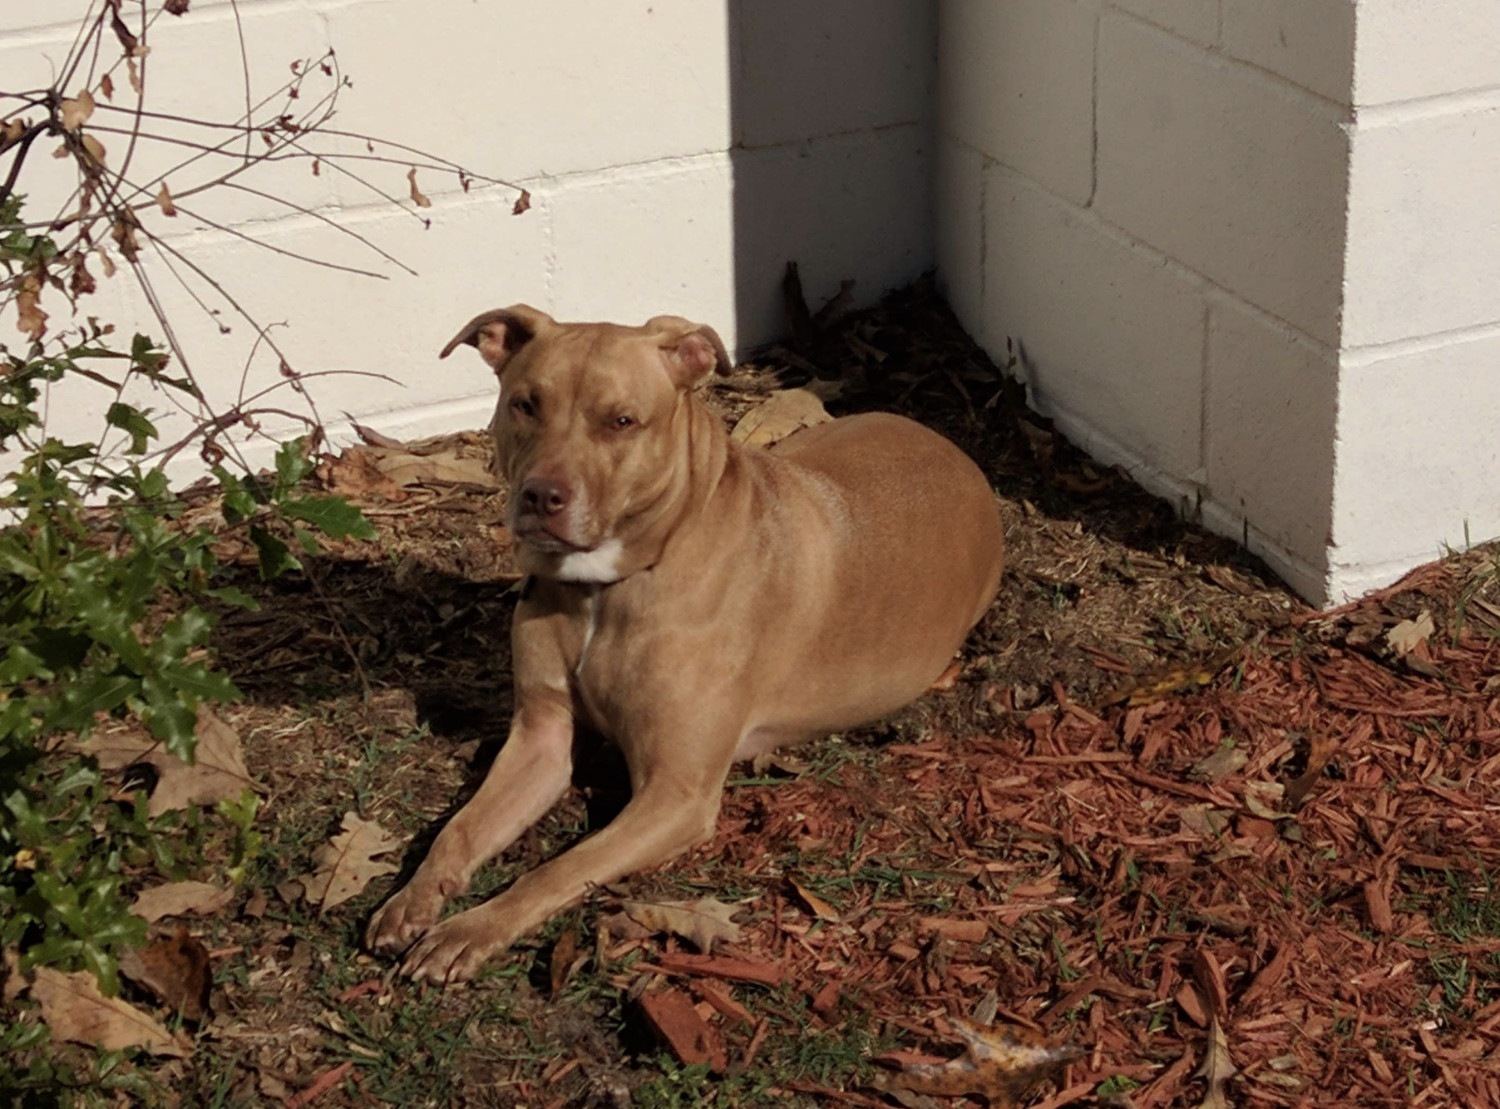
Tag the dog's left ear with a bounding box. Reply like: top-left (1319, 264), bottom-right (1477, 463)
top-left (441, 304), bottom-right (555, 372)
top-left (645, 315), bottom-right (733, 390)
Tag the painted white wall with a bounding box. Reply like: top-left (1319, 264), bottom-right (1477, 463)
top-left (2, 0), bottom-right (935, 473)
top-left (938, 0), bottom-right (1500, 603)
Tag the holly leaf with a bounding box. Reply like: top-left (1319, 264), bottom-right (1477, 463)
top-left (248, 525), bottom-right (300, 580)
top-left (300, 813), bottom-right (402, 912)
top-left (280, 496), bottom-right (376, 540)
top-left (621, 897), bottom-right (743, 954)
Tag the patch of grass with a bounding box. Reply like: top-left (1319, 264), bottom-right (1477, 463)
top-left (1430, 868), bottom-right (1500, 943)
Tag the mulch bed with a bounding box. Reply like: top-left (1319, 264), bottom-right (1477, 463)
top-left (18, 279), bottom-right (1497, 1107)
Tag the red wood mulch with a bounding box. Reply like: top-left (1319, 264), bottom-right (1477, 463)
top-left (622, 557), bottom-right (1500, 1108)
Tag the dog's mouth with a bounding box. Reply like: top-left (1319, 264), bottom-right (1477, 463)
top-left (513, 517), bottom-right (591, 554)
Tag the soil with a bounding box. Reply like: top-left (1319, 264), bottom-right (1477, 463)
top-left (13, 279), bottom-right (1500, 1108)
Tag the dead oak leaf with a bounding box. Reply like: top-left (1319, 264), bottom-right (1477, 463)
top-left (132, 881), bottom-right (234, 923)
top-left (155, 182), bottom-right (177, 216)
top-left (164, 0), bottom-right (192, 14)
top-left (512, 188), bottom-right (531, 215)
top-left (31, 966), bottom-right (190, 1057)
top-left (730, 388), bottom-right (832, 449)
top-left (119, 927), bottom-right (211, 1020)
top-left (300, 812), bottom-right (401, 912)
top-left (621, 897), bottom-right (743, 954)
top-left (79, 707), bottom-right (257, 816)
top-left (876, 1019), bottom-right (1084, 1106)
top-left (1196, 1015), bottom-right (1238, 1109)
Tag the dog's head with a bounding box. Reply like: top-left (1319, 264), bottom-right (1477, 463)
top-left (441, 305), bottom-right (731, 583)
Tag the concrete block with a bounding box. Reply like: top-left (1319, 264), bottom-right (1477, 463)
top-left (938, 0), bottom-right (1097, 205)
top-left (729, 127), bottom-right (934, 351)
top-left (1343, 107), bottom-right (1500, 348)
top-left (1111, 0), bottom-right (1217, 46)
top-left (323, 0), bottom-right (732, 193)
top-left (734, 0), bottom-right (935, 147)
top-left (547, 157), bottom-right (737, 338)
top-left (1204, 299), bottom-right (1337, 571)
top-left (1095, 12), bottom-right (1349, 345)
top-left (1221, 0), bottom-right (1356, 103)
top-left (984, 168), bottom-right (1205, 476)
top-left (935, 138), bottom-right (986, 344)
top-left (1354, 0), bottom-right (1500, 105)
top-left (1330, 331), bottom-right (1500, 580)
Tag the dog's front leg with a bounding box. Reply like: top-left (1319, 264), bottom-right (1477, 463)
top-left (399, 765), bottom-right (724, 984)
top-left (366, 699), bottom-right (573, 955)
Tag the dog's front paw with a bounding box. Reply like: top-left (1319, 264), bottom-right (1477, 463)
top-left (366, 880), bottom-right (445, 954)
top-left (399, 905), bottom-right (512, 985)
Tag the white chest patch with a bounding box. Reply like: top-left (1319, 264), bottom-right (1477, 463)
top-left (554, 537), bottom-right (624, 584)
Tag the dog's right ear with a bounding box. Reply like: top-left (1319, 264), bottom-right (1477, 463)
top-left (440, 304), bottom-right (555, 372)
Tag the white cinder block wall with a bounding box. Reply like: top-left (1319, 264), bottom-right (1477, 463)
top-left (2, 1), bottom-right (934, 467)
top-left (938, 0), bottom-right (1500, 603)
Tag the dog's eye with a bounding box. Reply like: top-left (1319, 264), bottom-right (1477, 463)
top-left (612, 414), bottom-right (635, 430)
top-left (511, 397), bottom-right (536, 419)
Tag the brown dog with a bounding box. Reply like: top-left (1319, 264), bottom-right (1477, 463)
top-left (366, 306), bottom-right (1004, 983)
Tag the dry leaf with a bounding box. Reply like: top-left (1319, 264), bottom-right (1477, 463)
top-left (119, 927), bottom-right (211, 1020)
top-left (549, 929), bottom-right (580, 999)
top-left (1283, 733), bottom-right (1338, 809)
top-left (60, 90), bottom-right (96, 132)
top-left (300, 812), bottom-right (401, 911)
top-left (80, 133), bottom-right (107, 167)
top-left (132, 881), bottom-right (234, 923)
top-left (111, 214), bottom-right (140, 262)
top-left (1189, 745), bottom-right (1247, 785)
top-left (730, 388), bottom-right (832, 448)
top-left (1386, 612), bottom-right (1434, 658)
top-left (97, 246), bottom-right (117, 279)
top-left (128, 56), bottom-right (142, 95)
top-left (78, 707), bottom-right (256, 816)
top-left (1195, 1015), bottom-right (1237, 1109)
top-left (16, 274), bottom-right (46, 341)
top-left (164, 0), bottom-right (191, 14)
top-left (407, 168), bottom-right (431, 208)
top-left (790, 879), bottom-right (840, 922)
top-left (156, 182), bottom-right (177, 217)
top-left (31, 967), bottom-right (190, 1057)
top-left (99, 73), bottom-right (115, 101)
top-left (68, 251), bottom-right (97, 298)
top-left (878, 1019), bottom-right (1084, 1105)
top-left (2, 116), bottom-right (27, 145)
top-left (3, 948), bottom-right (23, 1003)
top-left (1242, 781), bottom-right (1287, 820)
top-left (512, 188), bottom-right (531, 215)
top-left (621, 897), bottom-right (742, 953)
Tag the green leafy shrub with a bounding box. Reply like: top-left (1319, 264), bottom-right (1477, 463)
top-left (0, 191), bottom-right (372, 1001)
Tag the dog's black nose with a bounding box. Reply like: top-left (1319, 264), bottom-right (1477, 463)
top-left (519, 477), bottom-right (570, 517)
